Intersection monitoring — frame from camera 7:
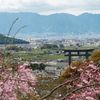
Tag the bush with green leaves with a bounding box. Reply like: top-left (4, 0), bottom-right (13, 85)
top-left (90, 50), bottom-right (100, 62)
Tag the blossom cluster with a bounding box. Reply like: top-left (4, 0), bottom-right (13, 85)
top-left (41, 60), bottom-right (100, 100)
top-left (64, 61), bottom-right (100, 100)
top-left (0, 63), bottom-right (39, 100)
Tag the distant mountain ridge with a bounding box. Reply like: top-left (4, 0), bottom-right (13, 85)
top-left (0, 12), bottom-right (100, 39)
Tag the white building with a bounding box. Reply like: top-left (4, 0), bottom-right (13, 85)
top-left (45, 66), bottom-right (57, 72)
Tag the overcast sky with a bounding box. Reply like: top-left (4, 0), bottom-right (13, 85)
top-left (0, 0), bottom-right (100, 16)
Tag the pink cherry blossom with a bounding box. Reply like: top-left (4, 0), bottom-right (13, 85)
top-left (77, 68), bottom-right (83, 72)
top-left (0, 63), bottom-right (39, 100)
top-left (70, 66), bottom-right (77, 69)
top-left (86, 96), bottom-right (95, 100)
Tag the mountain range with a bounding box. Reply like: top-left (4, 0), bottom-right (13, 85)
top-left (0, 12), bottom-right (100, 39)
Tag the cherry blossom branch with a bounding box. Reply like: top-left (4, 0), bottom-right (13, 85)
top-left (40, 77), bottom-right (80, 100)
top-left (60, 83), bottom-right (100, 100)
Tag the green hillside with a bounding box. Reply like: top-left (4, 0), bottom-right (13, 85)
top-left (0, 34), bottom-right (29, 44)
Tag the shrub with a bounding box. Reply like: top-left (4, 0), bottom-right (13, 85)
top-left (90, 50), bottom-right (100, 62)
top-left (61, 60), bottom-right (83, 79)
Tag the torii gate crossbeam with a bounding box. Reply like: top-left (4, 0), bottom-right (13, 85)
top-left (63, 49), bottom-right (94, 66)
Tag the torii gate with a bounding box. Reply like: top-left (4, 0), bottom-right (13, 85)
top-left (63, 49), bottom-right (94, 66)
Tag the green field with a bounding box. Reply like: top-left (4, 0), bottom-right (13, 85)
top-left (14, 47), bottom-right (97, 60)
top-left (16, 53), bottom-right (67, 60)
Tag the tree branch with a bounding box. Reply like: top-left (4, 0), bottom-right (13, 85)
top-left (60, 83), bottom-right (100, 100)
top-left (40, 77), bottom-right (80, 100)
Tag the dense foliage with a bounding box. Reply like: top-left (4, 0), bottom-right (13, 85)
top-left (6, 46), bottom-right (24, 51)
top-left (26, 63), bottom-right (46, 70)
top-left (41, 44), bottom-right (58, 49)
top-left (59, 44), bottom-right (64, 48)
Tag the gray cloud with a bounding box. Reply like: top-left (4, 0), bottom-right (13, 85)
top-left (0, 0), bottom-right (100, 15)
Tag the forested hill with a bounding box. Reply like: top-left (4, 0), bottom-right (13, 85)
top-left (0, 34), bottom-right (29, 44)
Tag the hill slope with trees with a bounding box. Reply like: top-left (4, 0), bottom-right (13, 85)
top-left (0, 34), bottom-right (29, 44)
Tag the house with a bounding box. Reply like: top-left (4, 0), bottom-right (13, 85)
top-left (56, 62), bottom-right (68, 69)
top-left (45, 66), bottom-right (56, 72)
top-left (32, 70), bottom-right (47, 76)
